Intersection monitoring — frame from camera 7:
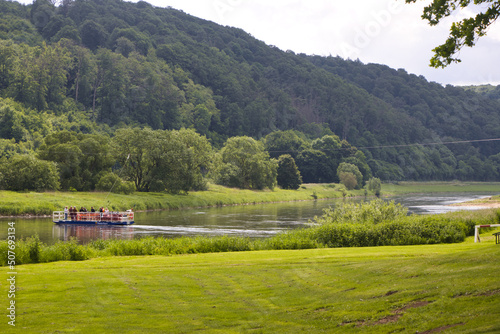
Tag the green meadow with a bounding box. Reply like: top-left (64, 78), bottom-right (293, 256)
top-left (1, 182), bottom-right (499, 332)
top-left (1, 235), bottom-right (499, 333)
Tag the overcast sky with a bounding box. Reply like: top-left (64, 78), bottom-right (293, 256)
top-left (18, 0), bottom-right (500, 86)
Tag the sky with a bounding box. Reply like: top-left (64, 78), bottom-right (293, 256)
top-left (17, 0), bottom-right (500, 86)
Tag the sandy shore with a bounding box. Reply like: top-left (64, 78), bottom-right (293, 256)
top-left (451, 196), bottom-right (500, 208)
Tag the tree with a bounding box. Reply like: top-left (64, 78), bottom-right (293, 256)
top-left (406, 0), bottom-right (500, 67)
top-left (0, 154), bottom-right (59, 191)
top-left (295, 149), bottom-right (334, 183)
top-left (38, 131), bottom-right (113, 191)
top-left (263, 130), bottom-right (309, 159)
top-left (113, 128), bottom-right (213, 193)
top-left (276, 154), bottom-right (302, 190)
top-left (366, 177), bottom-right (382, 197)
top-left (338, 172), bottom-right (357, 190)
top-left (337, 162), bottom-right (363, 189)
top-left (213, 136), bottom-right (277, 190)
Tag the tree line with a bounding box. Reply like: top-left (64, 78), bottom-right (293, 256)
top-left (0, 127), bottom-right (384, 194)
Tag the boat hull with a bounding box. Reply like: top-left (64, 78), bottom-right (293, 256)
top-left (53, 211), bottom-right (135, 225)
top-left (53, 220), bottom-right (134, 225)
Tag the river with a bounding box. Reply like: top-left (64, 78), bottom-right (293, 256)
top-left (0, 192), bottom-right (497, 244)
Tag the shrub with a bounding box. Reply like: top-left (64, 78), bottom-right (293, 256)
top-left (314, 199), bottom-right (408, 225)
top-left (96, 172), bottom-right (135, 194)
top-left (0, 155), bottom-right (59, 191)
top-left (339, 172), bottom-right (357, 190)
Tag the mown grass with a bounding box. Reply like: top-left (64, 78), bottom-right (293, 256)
top-left (1, 240), bottom-right (499, 333)
top-left (0, 183), bottom-right (364, 216)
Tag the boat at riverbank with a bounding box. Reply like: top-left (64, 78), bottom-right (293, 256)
top-left (53, 211), bottom-right (134, 225)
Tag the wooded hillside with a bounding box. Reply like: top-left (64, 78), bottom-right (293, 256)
top-left (0, 0), bottom-right (499, 188)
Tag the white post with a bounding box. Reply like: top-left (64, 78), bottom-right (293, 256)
top-left (475, 224), bottom-right (500, 243)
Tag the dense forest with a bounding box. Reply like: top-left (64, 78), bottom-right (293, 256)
top-left (0, 0), bottom-right (499, 193)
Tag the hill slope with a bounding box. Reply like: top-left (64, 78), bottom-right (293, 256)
top-left (0, 0), bottom-right (499, 181)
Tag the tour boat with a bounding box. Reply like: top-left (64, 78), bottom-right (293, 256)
top-left (53, 211), bottom-right (135, 225)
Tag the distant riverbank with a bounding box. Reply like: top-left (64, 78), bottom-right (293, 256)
top-left (0, 181), bottom-right (499, 217)
top-left (450, 194), bottom-right (500, 208)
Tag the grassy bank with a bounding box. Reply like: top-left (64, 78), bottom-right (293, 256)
top-left (0, 183), bottom-right (361, 216)
top-left (1, 181), bottom-right (499, 217)
top-left (381, 181), bottom-right (500, 195)
top-left (2, 240), bottom-right (499, 333)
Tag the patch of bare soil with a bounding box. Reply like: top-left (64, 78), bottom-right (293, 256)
top-left (340, 300), bottom-right (431, 328)
top-left (419, 323), bottom-right (465, 333)
top-left (476, 289), bottom-right (500, 297)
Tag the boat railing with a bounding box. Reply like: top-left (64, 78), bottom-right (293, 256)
top-left (53, 211), bottom-right (134, 223)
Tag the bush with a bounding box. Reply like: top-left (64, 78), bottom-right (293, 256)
top-left (339, 172), bottom-right (357, 190)
top-left (367, 177), bottom-right (382, 196)
top-left (310, 216), bottom-right (467, 247)
top-left (96, 172), bottom-right (135, 194)
top-left (0, 155), bottom-right (59, 191)
top-left (314, 199), bottom-right (408, 225)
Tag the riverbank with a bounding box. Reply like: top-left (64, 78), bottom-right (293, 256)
top-left (0, 183), bottom-right (362, 217)
top-left (1, 181), bottom-right (498, 217)
top-left (381, 181), bottom-right (500, 194)
top-left (4, 240), bottom-right (499, 333)
top-left (450, 195), bottom-right (500, 208)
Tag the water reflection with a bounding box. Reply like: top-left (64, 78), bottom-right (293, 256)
top-left (52, 224), bottom-right (135, 242)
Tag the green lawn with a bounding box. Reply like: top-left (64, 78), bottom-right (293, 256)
top-left (2, 235), bottom-right (499, 333)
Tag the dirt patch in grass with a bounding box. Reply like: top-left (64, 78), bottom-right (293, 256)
top-left (372, 301), bottom-right (431, 325)
top-left (398, 300), bottom-right (431, 311)
top-left (341, 300), bottom-right (432, 327)
top-left (419, 323), bottom-right (465, 333)
top-left (476, 289), bottom-right (500, 297)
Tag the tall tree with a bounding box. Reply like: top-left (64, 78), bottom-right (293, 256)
top-left (276, 154), bottom-right (302, 190)
top-left (213, 136), bottom-right (277, 190)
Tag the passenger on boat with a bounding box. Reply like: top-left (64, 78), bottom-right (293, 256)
top-left (91, 207), bottom-right (95, 212)
top-left (70, 206), bottom-right (77, 220)
top-left (64, 206), bottom-right (68, 220)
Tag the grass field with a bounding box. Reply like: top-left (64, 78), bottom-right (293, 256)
top-left (1, 181), bottom-right (499, 217)
top-left (2, 233), bottom-right (499, 333)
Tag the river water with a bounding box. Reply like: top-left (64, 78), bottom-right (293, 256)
top-left (0, 192), bottom-right (497, 244)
